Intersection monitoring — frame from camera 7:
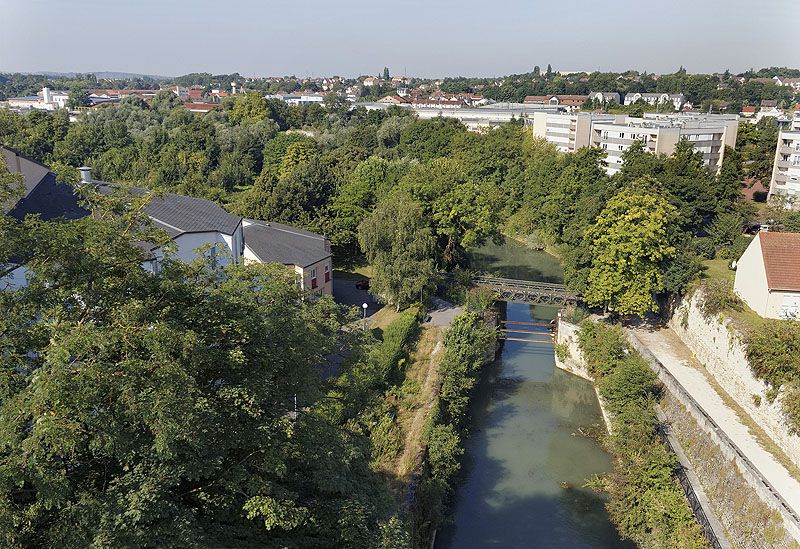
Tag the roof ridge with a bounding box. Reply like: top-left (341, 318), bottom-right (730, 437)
top-left (0, 145), bottom-right (53, 172)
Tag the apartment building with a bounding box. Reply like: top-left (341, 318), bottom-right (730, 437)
top-left (529, 112), bottom-right (615, 152)
top-left (769, 112), bottom-right (800, 206)
top-left (528, 112), bottom-right (738, 175)
top-left (591, 117), bottom-right (736, 175)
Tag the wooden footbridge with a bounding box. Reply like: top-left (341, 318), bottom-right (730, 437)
top-left (468, 275), bottom-right (579, 306)
top-left (499, 319), bottom-right (556, 343)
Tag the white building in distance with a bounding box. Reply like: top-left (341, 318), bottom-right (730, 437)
top-left (769, 110), bottom-right (800, 206)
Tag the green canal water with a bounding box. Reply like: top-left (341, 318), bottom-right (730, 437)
top-left (434, 241), bottom-right (630, 548)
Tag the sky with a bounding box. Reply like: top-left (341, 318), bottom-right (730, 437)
top-left (1, 0), bottom-right (799, 78)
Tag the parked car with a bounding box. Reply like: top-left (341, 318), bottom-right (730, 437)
top-left (355, 279), bottom-right (370, 290)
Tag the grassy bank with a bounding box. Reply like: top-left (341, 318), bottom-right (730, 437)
top-left (412, 312), bottom-right (497, 548)
top-left (577, 321), bottom-right (710, 548)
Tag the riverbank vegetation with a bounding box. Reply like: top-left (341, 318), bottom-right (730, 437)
top-left (577, 321), bottom-right (710, 548)
top-left (413, 312), bottom-right (497, 546)
top-left (0, 95), bottom-right (753, 315)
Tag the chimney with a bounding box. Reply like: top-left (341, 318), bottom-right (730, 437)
top-left (78, 167), bottom-right (93, 184)
top-left (42, 87), bottom-right (52, 104)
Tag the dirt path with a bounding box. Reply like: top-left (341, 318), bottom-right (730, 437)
top-left (396, 326), bottom-right (444, 479)
top-left (629, 326), bottom-right (800, 518)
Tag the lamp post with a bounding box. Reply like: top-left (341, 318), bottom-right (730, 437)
top-left (362, 302), bottom-right (368, 329)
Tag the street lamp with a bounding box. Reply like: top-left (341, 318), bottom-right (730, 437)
top-left (362, 302), bottom-right (368, 319)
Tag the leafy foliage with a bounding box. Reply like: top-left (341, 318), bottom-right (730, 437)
top-left (578, 322), bottom-right (709, 548)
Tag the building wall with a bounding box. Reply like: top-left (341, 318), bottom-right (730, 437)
top-left (733, 235), bottom-right (770, 317)
top-left (770, 129), bottom-right (800, 204)
top-left (298, 257), bottom-right (333, 296)
top-left (171, 231), bottom-right (239, 267)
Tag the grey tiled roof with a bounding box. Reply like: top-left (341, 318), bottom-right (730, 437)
top-left (2, 146), bottom-right (87, 221)
top-left (96, 183), bottom-right (242, 236)
top-left (144, 193), bottom-right (241, 235)
top-left (244, 220), bottom-right (330, 268)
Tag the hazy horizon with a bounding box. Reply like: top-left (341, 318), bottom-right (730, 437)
top-left (2, 0), bottom-right (799, 79)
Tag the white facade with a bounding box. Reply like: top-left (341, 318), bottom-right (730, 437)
top-left (529, 112), bottom-right (737, 175)
top-left (769, 114), bottom-right (800, 205)
top-left (624, 92), bottom-right (686, 111)
top-left (590, 115), bottom-right (736, 175)
top-left (734, 234), bottom-right (800, 320)
top-left (6, 87), bottom-right (69, 111)
top-left (530, 112), bottom-right (614, 152)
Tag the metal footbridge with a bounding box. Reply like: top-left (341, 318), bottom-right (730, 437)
top-left (470, 275), bottom-right (578, 306)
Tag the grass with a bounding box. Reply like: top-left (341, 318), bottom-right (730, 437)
top-left (369, 307), bottom-right (403, 332)
top-left (701, 258), bottom-right (734, 283)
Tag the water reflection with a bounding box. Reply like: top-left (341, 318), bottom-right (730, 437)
top-left (468, 240), bottom-right (564, 283)
top-left (435, 303), bottom-right (631, 549)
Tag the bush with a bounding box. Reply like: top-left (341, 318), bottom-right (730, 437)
top-left (370, 412), bottom-right (403, 465)
top-left (689, 237), bottom-right (716, 260)
top-left (577, 320), bottom-right (629, 378)
top-left (717, 234), bottom-right (752, 261)
top-left (578, 322), bottom-right (709, 548)
top-left (743, 320), bottom-right (800, 388)
top-left (465, 287), bottom-right (496, 313)
top-left (698, 279), bottom-right (742, 318)
top-left (371, 306), bottom-right (420, 382)
top-left (438, 313), bottom-right (497, 427)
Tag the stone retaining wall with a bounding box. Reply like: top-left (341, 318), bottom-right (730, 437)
top-left (628, 331), bottom-right (800, 543)
top-left (669, 292), bottom-right (800, 470)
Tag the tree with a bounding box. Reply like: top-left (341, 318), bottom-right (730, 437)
top-left (546, 64), bottom-right (553, 78)
top-left (383, 67), bottom-right (390, 81)
top-left (0, 185), bottom-right (395, 547)
top-left (229, 91), bottom-right (269, 125)
top-left (584, 182), bottom-right (679, 316)
top-left (66, 85), bottom-right (90, 109)
top-left (358, 195), bottom-right (436, 311)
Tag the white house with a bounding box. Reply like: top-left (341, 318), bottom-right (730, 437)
top-left (0, 147), bottom-right (333, 295)
top-left (734, 232), bottom-right (800, 320)
top-left (624, 92), bottom-right (686, 111)
top-left (242, 220), bottom-right (333, 297)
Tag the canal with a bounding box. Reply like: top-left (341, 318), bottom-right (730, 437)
top-left (434, 241), bottom-right (630, 548)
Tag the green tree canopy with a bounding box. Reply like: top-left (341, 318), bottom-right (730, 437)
top-left (584, 181), bottom-right (679, 316)
top-left (358, 194), bottom-right (437, 310)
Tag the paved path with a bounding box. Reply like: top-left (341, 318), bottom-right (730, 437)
top-left (629, 326), bottom-right (800, 518)
top-left (427, 297), bottom-right (464, 327)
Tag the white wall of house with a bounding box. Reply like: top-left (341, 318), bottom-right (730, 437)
top-left (734, 235), bottom-right (770, 317)
top-left (733, 236), bottom-right (800, 319)
top-left (171, 230), bottom-right (241, 267)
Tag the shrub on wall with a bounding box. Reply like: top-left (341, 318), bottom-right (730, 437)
top-left (578, 321), bottom-right (709, 548)
top-left (743, 320), bottom-right (800, 433)
top-left (697, 279), bottom-right (742, 319)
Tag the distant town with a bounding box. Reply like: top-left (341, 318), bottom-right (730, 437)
top-left (3, 67), bottom-right (799, 202)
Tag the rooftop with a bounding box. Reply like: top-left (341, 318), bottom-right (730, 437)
top-left (759, 232), bottom-right (800, 292)
top-left (243, 220), bottom-right (330, 268)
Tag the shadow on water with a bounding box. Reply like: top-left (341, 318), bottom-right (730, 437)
top-left (468, 240), bottom-right (564, 284)
top-left (435, 303), bottom-right (632, 549)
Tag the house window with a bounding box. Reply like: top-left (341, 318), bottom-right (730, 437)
top-left (619, 133), bottom-right (624, 138)
top-left (324, 264), bottom-right (330, 283)
top-left (207, 246), bottom-right (217, 270)
top-left (310, 267), bottom-right (318, 289)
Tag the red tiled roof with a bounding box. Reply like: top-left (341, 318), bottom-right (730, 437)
top-left (759, 232), bottom-right (800, 291)
top-left (741, 105), bottom-right (756, 113)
